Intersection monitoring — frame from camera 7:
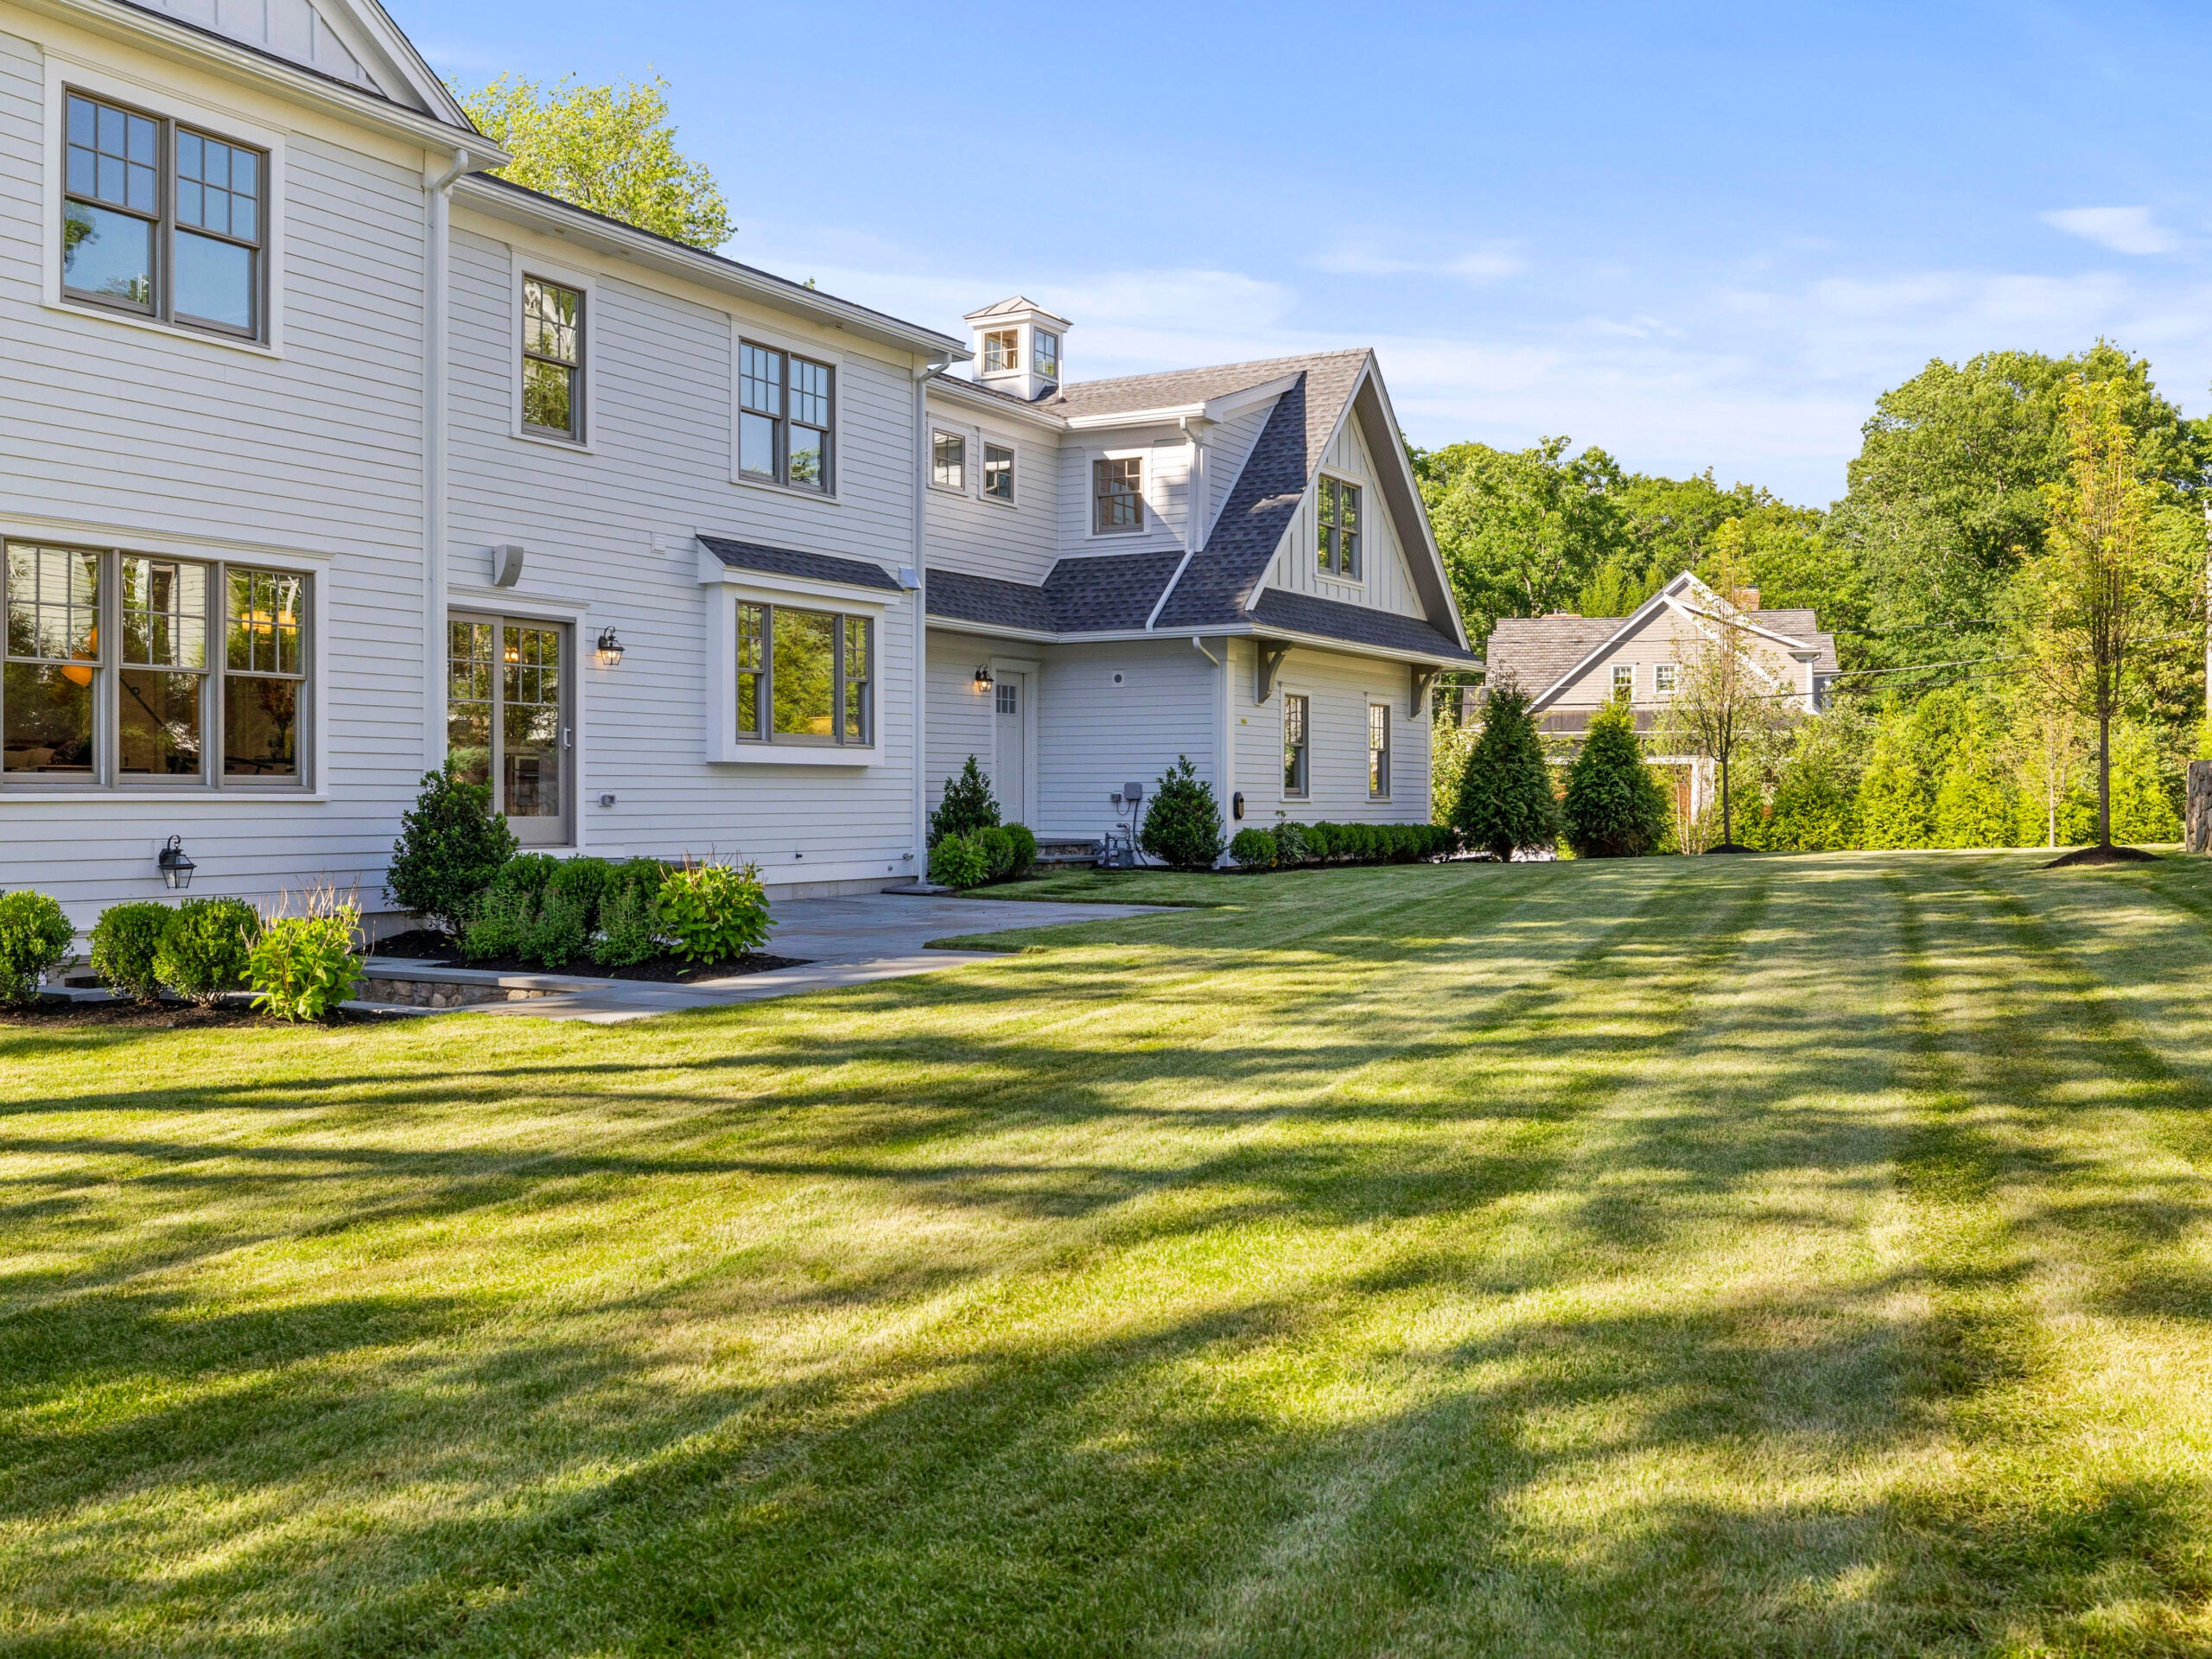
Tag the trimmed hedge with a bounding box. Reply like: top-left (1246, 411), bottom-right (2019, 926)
top-left (1222, 821), bottom-right (1458, 874)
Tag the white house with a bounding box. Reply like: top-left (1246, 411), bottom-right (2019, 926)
top-left (0, 0), bottom-right (1471, 928)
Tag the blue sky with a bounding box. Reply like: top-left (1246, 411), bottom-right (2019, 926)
top-left (393, 0), bottom-right (2212, 506)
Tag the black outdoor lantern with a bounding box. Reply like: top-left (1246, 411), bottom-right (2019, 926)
top-left (595, 626), bottom-right (626, 667)
top-left (973, 664), bottom-right (995, 691)
top-left (157, 836), bottom-right (195, 890)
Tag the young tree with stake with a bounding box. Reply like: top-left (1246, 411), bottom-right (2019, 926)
top-left (1667, 521), bottom-right (1793, 851)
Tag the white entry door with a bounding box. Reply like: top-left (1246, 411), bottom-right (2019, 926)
top-left (994, 671), bottom-right (1028, 825)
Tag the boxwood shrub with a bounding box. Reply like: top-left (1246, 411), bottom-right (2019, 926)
top-left (91, 901), bottom-right (172, 1004)
top-left (0, 891), bottom-right (76, 1007)
top-left (1229, 828), bottom-right (1276, 868)
top-left (152, 897), bottom-right (260, 1006)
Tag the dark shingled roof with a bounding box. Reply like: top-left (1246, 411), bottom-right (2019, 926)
top-left (699, 534), bottom-right (902, 592)
top-left (1248, 590), bottom-right (1478, 663)
top-left (925, 552), bottom-right (1189, 634)
top-left (925, 569), bottom-right (1057, 633)
top-left (1483, 615), bottom-right (1624, 697)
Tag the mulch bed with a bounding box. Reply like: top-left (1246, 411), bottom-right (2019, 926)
top-left (1, 999), bottom-right (401, 1031)
top-left (368, 930), bottom-right (806, 984)
top-left (2045, 844), bottom-right (2160, 868)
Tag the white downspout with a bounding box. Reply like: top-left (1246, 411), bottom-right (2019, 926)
top-left (1192, 635), bottom-right (1233, 861)
top-left (421, 147), bottom-right (478, 769)
top-left (910, 360), bottom-right (943, 874)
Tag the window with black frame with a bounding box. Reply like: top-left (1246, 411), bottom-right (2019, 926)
top-left (734, 601), bottom-right (873, 745)
top-left (1283, 693), bottom-right (1309, 798)
top-left (1369, 702), bottom-right (1391, 798)
top-left (3, 541), bottom-right (307, 785)
top-left (1317, 476), bottom-right (1362, 578)
top-left (739, 342), bottom-right (835, 492)
top-left (62, 91), bottom-right (265, 340)
top-left (983, 442), bottom-right (1015, 502)
top-left (522, 276), bottom-right (584, 439)
top-left (1093, 456), bottom-right (1141, 533)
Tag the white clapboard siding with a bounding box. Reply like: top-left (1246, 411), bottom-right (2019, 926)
top-left (925, 630), bottom-right (1000, 810)
top-left (1058, 429), bottom-right (1192, 556)
top-left (1262, 415), bottom-right (1427, 619)
top-left (921, 402), bottom-right (1062, 587)
top-left (1033, 639), bottom-right (1219, 839)
top-left (0, 28), bottom-right (436, 924)
top-left (444, 220), bottom-right (922, 886)
top-left (1232, 640), bottom-right (1433, 826)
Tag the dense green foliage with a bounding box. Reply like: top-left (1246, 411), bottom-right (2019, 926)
top-left (1562, 696), bottom-right (1672, 857)
top-left (977, 827), bottom-right (1016, 880)
top-left (928, 833), bottom-right (990, 891)
top-left (457, 73), bottom-right (732, 249)
top-left (591, 860), bottom-right (669, 969)
top-left (386, 767), bottom-right (518, 936)
top-left (1139, 755), bottom-right (1226, 869)
top-left (0, 890), bottom-right (75, 1006)
top-left (1230, 827), bottom-right (1277, 867)
top-left (88, 902), bottom-right (171, 1004)
top-left (654, 861), bottom-right (772, 963)
top-left (151, 897), bottom-right (260, 1006)
top-left (930, 756), bottom-right (1001, 847)
top-left (1002, 824), bottom-right (1038, 878)
top-left (1452, 683), bottom-right (1560, 860)
top-left (247, 911), bottom-right (364, 1022)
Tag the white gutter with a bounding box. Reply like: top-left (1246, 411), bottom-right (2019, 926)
top-left (421, 145), bottom-right (480, 768)
top-left (910, 356), bottom-right (950, 873)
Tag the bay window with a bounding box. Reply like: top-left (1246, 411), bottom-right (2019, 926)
top-left (3, 541), bottom-right (308, 786)
top-left (734, 601), bottom-right (873, 746)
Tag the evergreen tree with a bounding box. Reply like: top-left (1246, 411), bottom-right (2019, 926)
top-left (1931, 703), bottom-right (2017, 849)
top-left (2106, 719), bottom-right (2183, 842)
top-left (1138, 755), bottom-right (1226, 868)
top-left (1561, 695), bottom-right (1670, 857)
top-left (1764, 716), bottom-right (1864, 851)
top-left (930, 756), bottom-right (1001, 846)
top-left (1854, 702), bottom-right (1931, 849)
top-left (1454, 683), bottom-right (1560, 860)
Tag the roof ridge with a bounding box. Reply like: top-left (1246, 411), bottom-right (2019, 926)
top-left (1053, 347), bottom-right (1370, 399)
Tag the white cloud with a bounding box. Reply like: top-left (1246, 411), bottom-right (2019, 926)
top-left (1310, 241), bottom-right (1528, 281)
top-left (2042, 206), bottom-right (2177, 256)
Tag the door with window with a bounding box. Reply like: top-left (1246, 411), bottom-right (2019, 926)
top-left (993, 671), bottom-right (1028, 825)
top-left (448, 614), bottom-right (571, 846)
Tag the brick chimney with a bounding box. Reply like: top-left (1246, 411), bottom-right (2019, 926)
top-left (1730, 588), bottom-right (1760, 611)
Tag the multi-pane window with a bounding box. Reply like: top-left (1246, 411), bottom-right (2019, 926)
top-left (1368, 703), bottom-right (1391, 798)
top-left (983, 442), bottom-right (1015, 502)
top-left (62, 91), bottom-right (265, 339)
top-left (1317, 476), bottom-right (1362, 578)
top-left (522, 276), bottom-right (583, 439)
top-left (3, 542), bottom-right (307, 785)
top-left (1654, 663), bottom-right (1677, 695)
top-left (1612, 664), bottom-right (1634, 697)
top-left (1283, 693), bottom-right (1309, 798)
top-left (740, 342), bottom-right (835, 492)
top-left (982, 329), bottom-right (1018, 372)
top-left (1094, 456), bottom-right (1142, 534)
top-left (932, 431), bottom-right (966, 490)
top-left (734, 601), bottom-right (873, 745)
top-left (447, 616), bottom-right (569, 845)
top-left (1034, 328), bottom-right (1060, 381)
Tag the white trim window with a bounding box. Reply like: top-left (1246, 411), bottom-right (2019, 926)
top-left (61, 88), bottom-right (267, 341)
top-left (740, 341), bottom-right (835, 492)
top-left (983, 441), bottom-right (1015, 503)
top-left (982, 328), bottom-right (1018, 372)
top-left (1611, 663), bottom-right (1634, 697)
top-left (1033, 328), bottom-right (1060, 381)
top-left (3, 540), bottom-right (308, 788)
top-left (931, 429), bottom-right (967, 491)
top-left (1368, 702), bottom-right (1390, 798)
top-left (1318, 476), bottom-right (1362, 579)
top-left (1654, 663), bottom-right (1677, 696)
top-left (1094, 456), bottom-right (1142, 534)
top-left (521, 275), bottom-right (584, 441)
top-left (735, 601), bottom-right (874, 746)
top-left (1283, 692), bottom-right (1309, 798)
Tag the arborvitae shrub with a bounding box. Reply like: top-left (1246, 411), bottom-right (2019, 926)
top-left (1453, 683), bottom-right (1560, 861)
top-left (931, 757), bottom-right (1001, 846)
top-left (1139, 756), bottom-right (1225, 868)
top-left (1562, 696), bottom-right (1671, 858)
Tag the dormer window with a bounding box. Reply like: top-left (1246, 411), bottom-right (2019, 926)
top-left (982, 329), bottom-right (1019, 373)
top-left (1033, 329), bottom-right (1060, 382)
top-left (1094, 457), bottom-right (1142, 534)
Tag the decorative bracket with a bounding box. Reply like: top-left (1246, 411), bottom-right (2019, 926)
top-left (1411, 667), bottom-right (1439, 717)
top-left (1255, 639), bottom-right (1291, 703)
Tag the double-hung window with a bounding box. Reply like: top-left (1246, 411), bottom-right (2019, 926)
top-left (3, 542), bottom-right (308, 786)
top-left (62, 90), bottom-right (266, 340)
top-left (931, 431), bottom-right (966, 490)
top-left (740, 342), bottom-right (835, 492)
top-left (1611, 663), bottom-right (1634, 698)
top-left (734, 601), bottom-right (873, 746)
top-left (522, 276), bottom-right (584, 440)
top-left (1094, 456), bottom-right (1142, 534)
top-left (982, 328), bottom-right (1018, 372)
top-left (983, 442), bottom-right (1015, 503)
top-left (1654, 663), bottom-right (1677, 696)
top-left (1283, 694), bottom-right (1309, 798)
top-left (1368, 703), bottom-right (1391, 798)
top-left (1318, 476), bottom-right (1362, 578)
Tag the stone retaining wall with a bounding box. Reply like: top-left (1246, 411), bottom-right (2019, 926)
top-left (359, 978), bottom-right (560, 1010)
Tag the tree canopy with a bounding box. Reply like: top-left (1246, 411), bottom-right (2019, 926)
top-left (458, 73), bottom-right (733, 251)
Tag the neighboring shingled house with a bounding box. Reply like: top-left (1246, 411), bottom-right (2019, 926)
top-left (920, 302), bottom-right (1475, 841)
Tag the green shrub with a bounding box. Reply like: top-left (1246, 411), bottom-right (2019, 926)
top-left (152, 897), bottom-right (260, 1006)
top-left (550, 856), bottom-right (615, 919)
top-left (657, 861), bottom-right (772, 963)
top-left (1230, 828), bottom-right (1276, 868)
top-left (493, 853), bottom-right (563, 898)
top-left (977, 826), bottom-right (1016, 880)
top-left (523, 885), bottom-right (592, 969)
top-left (1562, 696), bottom-right (1672, 858)
top-left (91, 901), bottom-right (172, 1004)
top-left (385, 766), bottom-right (518, 935)
top-left (1140, 755), bottom-right (1225, 869)
top-left (0, 891), bottom-right (75, 1006)
top-left (1274, 822), bottom-right (1310, 866)
top-left (930, 833), bottom-right (989, 891)
top-left (1454, 683), bottom-right (1560, 860)
top-left (1003, 824), bottom-right (1038, 878)
top-left (930, 756), bottom-right (1001, 846)
top-left (591, 860), bottom-right (667, 969)
top-left (1305, 823), bottom-right (1334, 861)
top-left (461, 883), bottom-right (531, 963)
top-left (247, 908), bottom-right (362, 1021)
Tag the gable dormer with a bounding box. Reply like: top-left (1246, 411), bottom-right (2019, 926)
top-left (964, 296), bottom-right (1069, 403)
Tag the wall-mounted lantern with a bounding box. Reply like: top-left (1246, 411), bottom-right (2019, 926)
top-left (157, 836), bottom-right (195, 890)
top-left (595, 627), bottom-right (626, 668)
top-left (973, 665), bottom-right (995, 691)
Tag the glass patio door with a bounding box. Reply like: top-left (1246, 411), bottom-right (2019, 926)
top-left (448, 613), bottom-right (571, 847)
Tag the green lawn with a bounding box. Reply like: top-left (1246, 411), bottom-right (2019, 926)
top-left (10, 853), bottom-right (2212, 1656)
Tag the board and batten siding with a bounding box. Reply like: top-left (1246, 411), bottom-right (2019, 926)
top-left (1233, 640), bottom-right (1432, 826)
top-left (0, 16), bottom-right (434, 924)
top-left (1262, 415), bottom-right (1426, 620)
top-left (921, 398), bottom-right (1061, 588)
top-left (444, 217), bottom-right (924, 889)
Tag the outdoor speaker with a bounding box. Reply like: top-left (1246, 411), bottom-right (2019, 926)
top-left (489, 543), bottom-right (526, 587)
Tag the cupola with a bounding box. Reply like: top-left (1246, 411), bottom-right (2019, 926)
top-left (963, 296), bottom-right (1071, 402)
